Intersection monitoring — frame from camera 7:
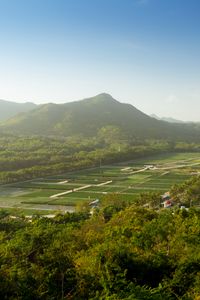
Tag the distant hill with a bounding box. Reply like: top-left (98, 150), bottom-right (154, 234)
top-left (0, 99), bottom-right (37, 121)
top-left (0, 93), bottom-right (200, 142)
top-left (150, 114), bottom-right (188, 124)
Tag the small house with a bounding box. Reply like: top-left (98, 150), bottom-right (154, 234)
top-left (89, 199), bottom-right (99, 208)
top-left (163, 199), bottom-right (172, 208)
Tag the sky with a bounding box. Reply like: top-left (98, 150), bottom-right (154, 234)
top-left (0, 0), bottom-right (200, 121)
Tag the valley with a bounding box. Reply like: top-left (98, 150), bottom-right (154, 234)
top-left (1, 1), bottom-right (200, 297)
top-left (1, 96), bottom-right (200, 298)
top-left (1, 152), bottom-right (199, 213)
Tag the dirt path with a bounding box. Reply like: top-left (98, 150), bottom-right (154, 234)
top-left (129, 167), bottom-right (148, 174)
top-left (97, 180), bottom-right (112, 186)
top-left (50, 184), bottom-right (91, 199)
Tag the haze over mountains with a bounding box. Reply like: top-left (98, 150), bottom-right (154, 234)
top-left (150, 114), bottom-right (188, 124)
top-left (0, 99), bottom-right (36, 121)
top-left (0, 93), bottom-right (200, 142)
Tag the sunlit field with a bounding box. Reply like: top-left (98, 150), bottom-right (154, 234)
top-left (1, 152), bottom-right (200, 212)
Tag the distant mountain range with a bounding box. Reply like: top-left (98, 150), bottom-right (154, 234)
top-left (150, 114), bottom-right (189, 124)
top-left (0, 93), bottom-right (199, 142)
top-left (0, 99), bottom-right (37, 121)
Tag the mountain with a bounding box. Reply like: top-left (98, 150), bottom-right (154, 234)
top-left (0, 99), bottom-right (37, 121)
top-left (150, 114), bottom-right (187, 124)
top-left (0, 93), bottom-right (199, 141)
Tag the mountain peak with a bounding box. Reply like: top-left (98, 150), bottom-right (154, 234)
top-left (82, 93), bottom-right (119, 105)
top-left (96, 93), bottom-right (113, 98)
top-left (1, 94), bottom-right (199, 142)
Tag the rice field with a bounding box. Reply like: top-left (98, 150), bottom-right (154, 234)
top-left (1, 152), bottom-right (200, 212)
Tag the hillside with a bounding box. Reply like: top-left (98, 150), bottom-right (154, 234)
top-left (0, 93), bottom-right (199, 141)
top-left (0, 99), bottom-right (37, 121)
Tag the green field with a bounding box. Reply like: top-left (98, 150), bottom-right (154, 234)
top-left (1, 152), bottom-right (200, 212)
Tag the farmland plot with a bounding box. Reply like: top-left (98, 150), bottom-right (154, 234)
top-left (0, 152), bottom-right (199, 212)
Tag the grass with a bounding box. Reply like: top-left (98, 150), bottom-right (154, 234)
top-left (20, 189), bottom-right (66, 198)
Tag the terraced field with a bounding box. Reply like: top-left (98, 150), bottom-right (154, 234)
top-left (1, 152), bottom-right (200, 212)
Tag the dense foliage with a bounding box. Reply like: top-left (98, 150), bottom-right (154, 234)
top-left (1, 198), bottom-right (200, 299)
top-left (171, 175), bottom-right (200, 207)
top-left (1, 134), bottom-right (200, 184)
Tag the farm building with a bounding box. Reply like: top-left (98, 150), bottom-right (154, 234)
top-left (162, 191), bottom-right (170, 200)
top-left (163, 199), bottom-right (172, 208)
top-left (89, 199), bottom-right (100, 208)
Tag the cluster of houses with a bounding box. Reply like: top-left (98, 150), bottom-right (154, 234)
top-left (88, 193), bottom-right (177, 212)
top-left (161, 192), bottom-right (189, 210)
top-left (89, 193), bottom-right (188, 213)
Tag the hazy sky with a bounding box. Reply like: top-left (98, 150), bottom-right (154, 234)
top-left (0, 0), bottom-right (200, 121)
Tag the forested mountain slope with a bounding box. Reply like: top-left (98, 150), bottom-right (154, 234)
top-left (1, 93), bottom-right (200, 141)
